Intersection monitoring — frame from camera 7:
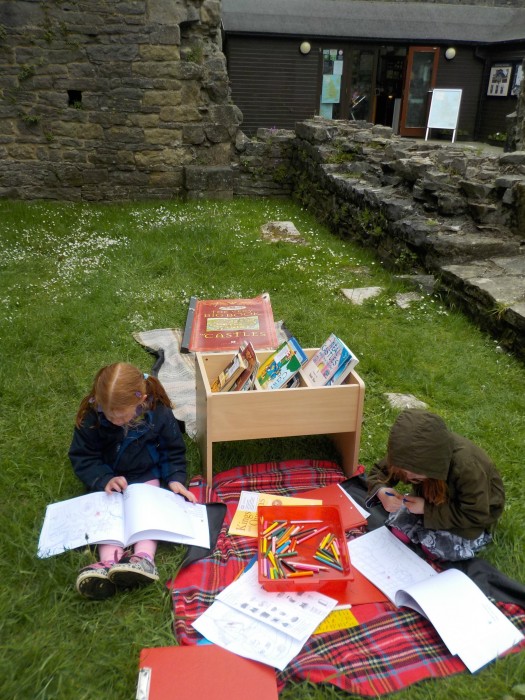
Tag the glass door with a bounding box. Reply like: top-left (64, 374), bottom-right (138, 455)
top-left (399, 46), bottom-right (440, 137)
top-left (348, 49), bottom-right (376, 121)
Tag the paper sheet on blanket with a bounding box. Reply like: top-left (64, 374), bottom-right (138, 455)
top-left (192, 564), bottom-right (337, 670)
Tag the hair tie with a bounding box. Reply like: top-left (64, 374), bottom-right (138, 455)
top-left (143, 373), bottom-right (149, 380)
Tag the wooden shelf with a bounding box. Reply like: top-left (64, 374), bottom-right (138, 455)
top-left (195, 349), bottom-right (365, 484)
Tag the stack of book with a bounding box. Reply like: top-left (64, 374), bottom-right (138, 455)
top-left (302, 333), bottom-right (359, 387)
top-left (210, 334), bottom-right (358, 393)
top-left (210, 341), bottom-right (259, 393)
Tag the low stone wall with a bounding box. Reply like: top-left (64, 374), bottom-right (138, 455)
top-left (234, 119), bottom-right (525, 358)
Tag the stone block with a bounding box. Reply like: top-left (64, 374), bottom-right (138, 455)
top-left (133, 61), bottom-right (186, 79)
top-left (459, 180), bottom-right (495, 200)
top-left (184, 165), bottom-right (234, 191)
top-left (295, 120), bottom-right (338, 143)
top-left (438, 193), bottom-right (467, 215)
top-left (144, 127), bottom-right (182, 145)
top-left (183, 124), bottom-right (206, 145)
top-left (147, 0), bottom-right (186, 25)
top-left (499, 151), bottom-right (525, 166)
top-left (495, 174), bottom-right (525, 188)
top-left (135, 146), bottom-right (194, 169)
top-left (159, 105), bottom-right (201, 122)
top-left (142, 89), bottom-right (182, 108)
top-left (139, 45), bottom-right (180, 61)
top-left (341, 287), bottom-right (383, 304)
top-left (204, 124), bottom-right (230, 144)
top-left (201, 0), bottom-right (221, 27)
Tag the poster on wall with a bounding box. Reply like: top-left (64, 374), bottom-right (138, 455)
top-left (487, 64), bottom-right (512, 96)
top-left (511, 64), bottom-right (523, 97)
top-left (321, 74), bottom-right (342, 104)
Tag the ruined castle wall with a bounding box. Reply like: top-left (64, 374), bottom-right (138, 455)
top-left (0, 0), bottom-right (241, 201)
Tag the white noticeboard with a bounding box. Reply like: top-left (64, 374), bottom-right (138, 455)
top-left (425, 88), bottom-right (462, 142)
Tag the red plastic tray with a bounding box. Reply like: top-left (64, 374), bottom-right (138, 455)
top-left (257, 504), bottom-right (352, 593)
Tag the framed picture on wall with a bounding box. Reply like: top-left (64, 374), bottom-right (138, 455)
top-left (511, 64), bottom-right (523, 97)
top-left (487, 64), bottom-right (512, 97)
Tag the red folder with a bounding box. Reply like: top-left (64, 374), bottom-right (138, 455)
top-left (334, 567), bottom-right (389, 606)
top-left (300, 483), bottom-right (367, 531)
top-left (137, 645), bottom-right (278, 700)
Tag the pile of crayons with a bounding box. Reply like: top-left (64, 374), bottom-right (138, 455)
top-left (259, 517), bottom-right (346, 581)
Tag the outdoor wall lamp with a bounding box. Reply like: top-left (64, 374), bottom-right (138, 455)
top-left (299, 41), bottom-right (312, 55)
top-left (445, 47), bottom-right (457, 60)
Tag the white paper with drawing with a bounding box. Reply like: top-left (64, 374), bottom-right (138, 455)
top-left (38, 483), bottom-right (209, 557)
top-left (348, 527), bottom-right (523, 672)
top-left (192, 564), bottom-right (337, 669)
top-left (347, 525), bottom-right (437, 604)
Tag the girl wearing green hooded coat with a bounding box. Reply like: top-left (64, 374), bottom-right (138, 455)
top-left (367, 409), bottom-right (505, 561)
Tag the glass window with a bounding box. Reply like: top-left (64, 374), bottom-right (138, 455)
top-left (349, 50), bottom-right (374, 121)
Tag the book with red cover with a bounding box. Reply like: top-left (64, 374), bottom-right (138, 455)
top-left (181, 294), bottom-right (278, 353)
top-left (137, 645), bottom-right (278, 700)
top-left (299, 483), bottom-right (368, 531)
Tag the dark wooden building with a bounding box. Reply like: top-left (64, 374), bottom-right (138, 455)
top-left (222, 0), bottom-right (525, 141)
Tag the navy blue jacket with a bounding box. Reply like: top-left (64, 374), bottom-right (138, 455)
top-left (69, 404), bottom-right (187, 492)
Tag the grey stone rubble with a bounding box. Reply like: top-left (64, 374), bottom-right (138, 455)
top-left (235, 121), bottom-right (525, 361)
top-left (341, 287), bottom-right (383, 305)
top-left (384, 394), bottom-right (429, 411)
top-left (260, 221), bottom-right (309, 245)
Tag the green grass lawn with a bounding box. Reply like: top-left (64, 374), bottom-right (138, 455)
top-left (1, 197), bottom-right (524, 700)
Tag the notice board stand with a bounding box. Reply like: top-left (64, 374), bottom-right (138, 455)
top-left (425, 88), bottom-right (462, 143)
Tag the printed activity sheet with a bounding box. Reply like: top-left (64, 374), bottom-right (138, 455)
top-left (193, 564), bottom-right (337, 669)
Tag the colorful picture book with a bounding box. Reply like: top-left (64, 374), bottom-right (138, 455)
top-left (348, 527), bottom-right (524, 673)
top-left (303, 333), bottom-right (359, 387)
top-left (181, 293), bottom-right (278, 353)
top-left (37, 483), bottom-right (210, 558)
top-left (256, 337), bottom-right (308, 390)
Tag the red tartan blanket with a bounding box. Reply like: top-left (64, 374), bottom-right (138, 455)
top-left (169, 460), bottom-right (525, 696)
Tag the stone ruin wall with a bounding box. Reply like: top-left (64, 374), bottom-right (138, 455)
top-left (234, 119), bottom-right (525, 358)
top-left (235, 119), bottom-right (525, 260)
top-left (0, 0), bottom-right (241, 201)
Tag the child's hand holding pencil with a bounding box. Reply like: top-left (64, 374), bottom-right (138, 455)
top-left (377, 488), bottom-right (405, 512)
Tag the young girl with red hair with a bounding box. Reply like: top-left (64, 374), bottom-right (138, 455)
top-left (69, 362), bottom-right (197, 600)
